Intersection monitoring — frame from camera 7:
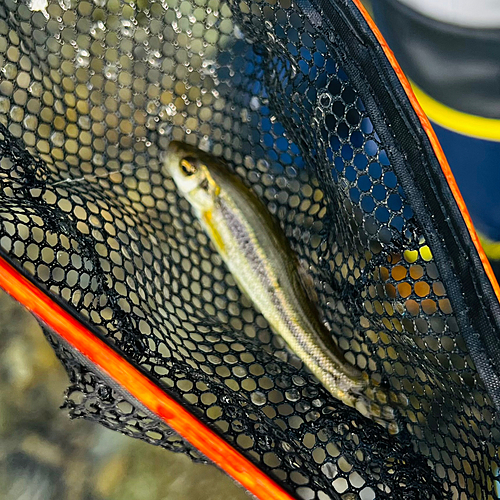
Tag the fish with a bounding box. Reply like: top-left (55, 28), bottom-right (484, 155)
top-left (164, 141), bottom-right (398, 433)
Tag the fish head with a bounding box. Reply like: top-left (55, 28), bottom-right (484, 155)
top-left (164, 141), bottom-right (220, 212)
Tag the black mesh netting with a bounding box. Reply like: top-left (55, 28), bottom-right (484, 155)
top-left (1, 0), bottom-right (500, 499)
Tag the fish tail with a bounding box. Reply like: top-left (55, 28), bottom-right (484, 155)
top-left (350, 381), bottom-right (400, 434)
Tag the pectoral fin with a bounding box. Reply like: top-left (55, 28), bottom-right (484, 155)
top-left (202, 210), bottom-right (225, 254)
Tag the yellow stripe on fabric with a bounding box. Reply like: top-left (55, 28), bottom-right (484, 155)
top-left (478, 231), bottom-right (500, 261)
top-left (411, 83), bottom-right (500, 142)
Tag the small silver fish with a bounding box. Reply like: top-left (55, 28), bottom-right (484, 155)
top-left (165, 141), bottom-right (398, 433)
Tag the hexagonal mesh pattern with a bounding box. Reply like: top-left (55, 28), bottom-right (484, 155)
top-left (0, 0), bottom-right (498, 499)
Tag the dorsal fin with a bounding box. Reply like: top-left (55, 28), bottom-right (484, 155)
top-left (297, 260), bottom-right (319, 303)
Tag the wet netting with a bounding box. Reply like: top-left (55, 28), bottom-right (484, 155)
top-left (1, 0), bottom-right (500, 499)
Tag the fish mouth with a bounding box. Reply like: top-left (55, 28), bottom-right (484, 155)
top-left (164, 141), bottom-right (188, 175)
top-left (166, 140), bottom-right (184, 156)
top-left (167, 140), bottom-right (201, 157)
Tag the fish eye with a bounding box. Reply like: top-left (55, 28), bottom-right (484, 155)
top-left (180, 157), bottom-right (198, 176)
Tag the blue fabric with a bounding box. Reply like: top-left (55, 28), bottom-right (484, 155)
top-left (431, 122), bottom-right (500, 241)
